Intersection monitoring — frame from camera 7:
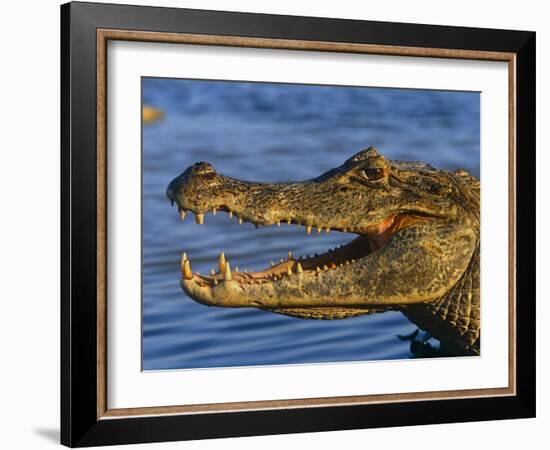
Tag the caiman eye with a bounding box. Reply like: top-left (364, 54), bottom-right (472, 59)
top-left (361, 167), bottom-right (386, 180)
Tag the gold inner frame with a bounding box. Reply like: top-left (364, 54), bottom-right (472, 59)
top-left (96, 29), bottom-right (517, 420)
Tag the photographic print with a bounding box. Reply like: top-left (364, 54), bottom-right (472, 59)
top-left (62, 6), bottom-right (535, 444)
top-left (142, 78), bottom-right (480, 371)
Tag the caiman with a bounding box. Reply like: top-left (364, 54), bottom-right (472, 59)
top-left (166, 147), bottom-right (480, 356)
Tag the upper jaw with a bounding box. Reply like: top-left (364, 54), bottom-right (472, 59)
top-left (168, 181), bottom-right (362, 234)
top-left (167, 168), bottom-right (454, 235)
top-left (167, 176), bottom-right (400, 236)
top-left (166, 162), bottom-right (373, 233)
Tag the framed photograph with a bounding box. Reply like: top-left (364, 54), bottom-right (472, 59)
top-left (61, 1), bottom-right (535, 447)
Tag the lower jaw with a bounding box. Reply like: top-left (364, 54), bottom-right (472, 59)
top-left (181, 275), bottom-right (390, 318)
top-left (187, 234), bottom-right (373, 288)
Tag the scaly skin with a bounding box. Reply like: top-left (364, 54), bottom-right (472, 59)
top-left (166, 147), bottom-right (480, 355)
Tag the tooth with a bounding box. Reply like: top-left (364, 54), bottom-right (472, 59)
top-left (306, 225), bottom-right (312, 235)
top-left (239, 217), bottom-right (243, 225)
top-left (280, 259), bottom-right (284, 264)
top-left (229, 211), bottom-right (233, 218)
top-left (210, 268), bottom-right (216, 276)
top-left (316, 266), bottom-right (321, 274)
top-left (218, 252), bottom-right (226, 272)
top-left (224, 262), bottom-right (232, 281)
top-left (235, 266), bottom-right (239, 273)
top-left (288, 251), bottom-right (293, 260)
top-left (296, 262), bottom-right (303, 274)
top-left (287, 266), bottom-right (293, 276)
top-left (287, 218), bottom-right (291, 225)
top-left (345, 260), bottom-right (350, 265)
top-left (212, 207), bottom-right (217, 215)
top-left (195, 213), bottom-right (205, 224)
top-left (180, 210), bottom-right (186, 220)
top-left (343, 228), bottom-right (348, 233)
top-left (325, 228), bottom-right (330, 234)
top-left (273, 275), bottom-right (278, 281)
top-left (180, 253), bottom-right (187, 273)
top-left (213, 278), bottom-right (218, 286)
top-left (351, 259), bottom-right (356, 263)
top-left (276, 221), bottom-right (281, 227)
top-left (270, 260), bottom-right (275, 267)
top-left (183, 260), bottom-right (193, 280)
top-left (323, 265), bottom-right (328, 271)
top-left (316, 226), bottom-right (322, 234)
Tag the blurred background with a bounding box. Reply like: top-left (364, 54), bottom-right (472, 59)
top-left (141, 78), bottom-right (479, 370)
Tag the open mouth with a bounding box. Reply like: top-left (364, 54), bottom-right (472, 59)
top-left (172, 202), bottom-right (421, 288)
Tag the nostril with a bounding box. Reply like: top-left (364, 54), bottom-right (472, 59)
top-left (192, 161), bottom-right (215, 175)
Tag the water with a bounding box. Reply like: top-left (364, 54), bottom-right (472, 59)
top-left (142, 78), bottom-right (480, 370)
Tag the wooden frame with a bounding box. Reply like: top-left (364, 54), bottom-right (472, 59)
top-left (61, 1), bottom-right (535, 447)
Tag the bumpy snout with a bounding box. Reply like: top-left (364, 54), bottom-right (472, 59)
top-left (166, 159), bottom-right (393, 232)
top-left (167, 160), bottom-right (305, 227)
top-left (166, 162), bottom-right (223, 213)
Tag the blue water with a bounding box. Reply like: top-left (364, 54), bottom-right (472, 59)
top-left (142, 78), bottom-right (480, 370)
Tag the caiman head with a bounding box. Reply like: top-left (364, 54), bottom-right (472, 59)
top-left (166, 147), bottom-right (479, 319)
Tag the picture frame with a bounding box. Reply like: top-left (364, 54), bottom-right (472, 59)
top-left (60, 1), bottom-right (535, 447)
